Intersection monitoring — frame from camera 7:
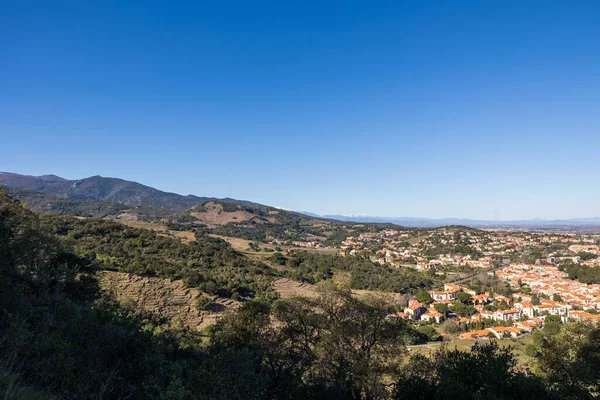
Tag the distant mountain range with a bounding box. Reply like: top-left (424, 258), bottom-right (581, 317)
top-left (2, 171), bottom-right (600, 229)
top-left (301, 213), bottom-right (600, 228)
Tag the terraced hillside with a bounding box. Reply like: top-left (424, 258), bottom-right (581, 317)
top-left (97, 271), bottom-right (239, 331)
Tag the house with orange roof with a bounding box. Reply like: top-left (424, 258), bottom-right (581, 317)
top-left (515, 301), bottom-right (535, 318)
top-left (568, 310), bottom-right (599, 322)
top-left (493, 308), bottom-right (521, 322)
top-left (471, 294), bottom-right (490, 305)
top-left (404, 299), bottom-right (426, 320)
top-left (488, 326), bottom-right (522, 339)
top-left (444, 283), bottom-right (461, 293)
top-left (459, 329), bottom-right (494, 341)
top-left (515, 321), bottom-right (536, 332)
top-left (395, 312), bottom-right (410, 320)
top-left (494, 294), bottom-right (511, 303)
top-left (421, 308), bottom-right (444, 323)
top-left (429, 289), bottom-right (457, 302)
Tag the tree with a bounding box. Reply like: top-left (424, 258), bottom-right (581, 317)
top-left (274, 282), bottom-right (412, 398)
top-left (552, 293), bottom-right (564, 302)
top-left (452, 302), bottom-right (476, 318)
top-left (416, 291), bottom-right (433, 304)
top-left (434, 303), bottom-right (449, 317)
top-left (418, 325), bottom-right (437, 341)
top-left (545, 315), bottom-right (561, 324)
top-left (196, 295), bottom-right (212, 310)
top-left (532, 294), bottom-right (541, 305)
top-left (543, 321), bottom-right (561, 336)
top-left (211, 282), bottom-right (414, 399)
top-left (440, 319), bottom-right (459, 334)
top-left (535, 321), bottom-right (600, 399)
top-left (268, 252), bottom-right (287, 265)
top-left (393, 342), bottom-right (549, 399)
top-left (455, 291), bottom-right (471, 304)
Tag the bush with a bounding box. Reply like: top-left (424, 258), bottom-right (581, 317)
top-left (196, 295), bottom-right (212, 311)
top-left (418, 325), bottom-right (438, 341)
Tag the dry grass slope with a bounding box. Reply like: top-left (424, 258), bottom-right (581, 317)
top-left (191, 201), bottom-right (260, 227)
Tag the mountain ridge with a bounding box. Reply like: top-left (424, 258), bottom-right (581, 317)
top-left (0, 171), bottom-right (262, 212)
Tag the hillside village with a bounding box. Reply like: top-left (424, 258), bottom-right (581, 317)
top-left (337, 227), bottom-right (600, 270)
top-left (394, 271), bottom-right (599, 341)
top-left (332, 227), bottom-right (600, 342)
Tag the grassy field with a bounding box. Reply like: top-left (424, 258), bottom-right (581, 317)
top-left (409, 334), bottom-right (535, 369)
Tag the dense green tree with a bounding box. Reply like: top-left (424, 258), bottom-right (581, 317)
top-left (195, 295), bottom-right (212, 311)
top-left (451, 302), bottom-right (477, 317)
top-left (416, 291), bottom-right (433, 304)
top-left (455, 291), bottom-right (472, 304)
top-left (552, 293), bottom-right (564, 302)
top-left (535, 321), bottom-right (600, 399)
top-left (434, 303), bottom-right (449, 317)
top-left (417, 325), bottom-right (438, 341)
top-left (268, 251), bottom-right (287, 265)
top-left (209, 282), bottom-right (413, 399)
top-left (394, 342), bottom-right (550, 399)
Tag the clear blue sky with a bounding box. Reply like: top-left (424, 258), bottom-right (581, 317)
top-left (2, 1), bottom-right (599, 220)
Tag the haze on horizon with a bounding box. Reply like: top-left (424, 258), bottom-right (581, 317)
top-left (2, 1), bottom-right (599, 220)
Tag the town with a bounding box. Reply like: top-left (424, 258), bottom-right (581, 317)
top-left (333, 226), bottom-right (600, 341)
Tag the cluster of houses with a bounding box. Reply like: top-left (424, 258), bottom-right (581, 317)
top-left (291, 241), bottom-right (325, 249)
top-left (338, 225), bottom-right (600, 272)
top-left (339, 226), bottom-right (600, 274)
top-left (399, 299), bottom-right (445, 323)
top-left (459, 323), bottom-right (535, 340)
top-left (496, 263), bottom-right (600, 313)
top-left (393, 278), bottom-right (599, 341)
top-left (415, 256), bottom-right (493, 271)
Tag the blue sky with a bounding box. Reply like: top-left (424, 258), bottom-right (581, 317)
top-left (2, 1), bottom-right (599, 220)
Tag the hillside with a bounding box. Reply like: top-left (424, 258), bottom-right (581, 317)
top-left (2, 186), bottom-right (127, 217)
top-left (98, 271), bottom-right (239, 331)
top-left (0, 172), bottom-right (360, 246)
top-left (0, 171), bottom-right (221, 211)
top-left (0, 170), bottom-right (330, 222)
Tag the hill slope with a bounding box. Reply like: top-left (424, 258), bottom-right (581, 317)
top-left (2, 186), bottom-right (127, 217)
top-left (0, 171), bottom-right (339, 230)
top-left (0, 171), bottom-right (214, 211)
